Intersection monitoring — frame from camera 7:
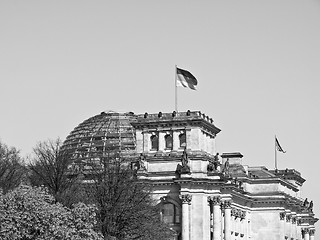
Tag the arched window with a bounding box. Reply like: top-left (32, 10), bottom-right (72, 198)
top-left (161, 203), bottom-right (181, 224)
top-left (165, 134), bottom-right (173, 150)
top-left (179, 132), bottom-right (186, 148)
top-left (150, 134), bottom-right (159, 151)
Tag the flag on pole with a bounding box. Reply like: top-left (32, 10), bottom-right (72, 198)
top-left (275, 137), bottom-right (286, 153)
top-left (176, 67), bottom-right (198, 90)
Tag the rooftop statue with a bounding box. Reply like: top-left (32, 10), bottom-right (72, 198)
top-left (308, 200), bottom-right (314, 213)
top-left (135, 153), bottom-right (147, 172)
top-left (222, 158), bottom-right (230, 177)
top-left (176, 147), bottom-right (190, 174)
top-left (181, 148), bottom-right (188, 167)
top-left (207, 153), bottom-right (220, 172)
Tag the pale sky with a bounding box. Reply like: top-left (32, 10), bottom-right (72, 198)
top-left (1, 0), bottom-right (320, 232)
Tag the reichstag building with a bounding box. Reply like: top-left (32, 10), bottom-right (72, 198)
top-left (61, 110), bottom-right (317, 240)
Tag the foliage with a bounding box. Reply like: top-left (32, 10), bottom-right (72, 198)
top-left (87, 162), bottom-right (174, 240)
top-left (28, 138), bottom-right (80, 205)
top-left (0, 140), bottom-right (25, 193)
top-left (0, 185), bottom-right (103, 240)
top-left (28, 138), bottom-right (174, 239)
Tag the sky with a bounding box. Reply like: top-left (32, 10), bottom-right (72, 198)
top-left (1, 0), bottom-right (320, 232)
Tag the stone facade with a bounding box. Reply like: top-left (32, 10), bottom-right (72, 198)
top-left (132, 111), bottom-right (318, 240)
top-left (63, 110), bottom-right (318, 240)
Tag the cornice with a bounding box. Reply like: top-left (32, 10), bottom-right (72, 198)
top-left (270, 169), bottom-right (305, 186)
top-left (221, 186), bottom-right (306, 211)
top-left (132, 111), bottom-right (221, 136)
top-left (236, 176), bottom-right (299, 192)
top-left (144, 150), bottom-right (216, 161)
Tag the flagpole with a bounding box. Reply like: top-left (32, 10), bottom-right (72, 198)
top-left (275, 135), bottom-right (277, 170)
top-left (175, 65), bottom-right (178, 112)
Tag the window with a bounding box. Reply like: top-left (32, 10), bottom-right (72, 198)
top-left (150, 134), bottom-right (159, 151)
top-left (161, 203), bottom-right (181, 224)
top-left (179, 132), bottom-right (186, 148)
top-left (165, 134), bottom-right (173, 150)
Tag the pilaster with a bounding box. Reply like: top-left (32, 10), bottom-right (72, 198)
top-left (302, 228), bottom-right (310, 240)
top-left (280, 212), bottom-right (286, 240)
top-left (158, 132), bottom-right (165, 151)
top-left (291, 215), bottom-right (297, 239)
top-left (143, 132), bottom-right (150, 152)
top-left (173, 131), bottom-right (180, 151)
top-left (208, 196), bottom-right (222, 240)
top-left (286, 213), bottom-right (291, 238)
top-left (223, 201), bottom-right (232, 240)
top-left (180, 194), bottom-right (192, 240)
top-left (309, 229), bottom-right (315, 240)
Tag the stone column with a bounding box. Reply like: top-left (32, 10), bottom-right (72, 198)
top-left (212, 196), bottom-right (222, 240)
top-left (180, 194), bottom-right (192, 240)
top-left (158, 132), bottom-right (165, 151)
top-left (292, 216), bottom-right (297, 239)
top-left (143, 132), bottom-right (150, 152)
top-left (173, 131), bottom-right (180, 151)
top-left (280, 212), bottom-right (286, 240)
top-left (240, 211), bottom-right (246, 238)
top-left (224, 201), bottom-right (232, 240)
top-left (303, 228), bottom-right (310, 240)
top-left (236, 212), bottom-right (240, 238)
top-left (207, 197), bottom-right (213, 239)
top-left (309, 229), bottom-right (315, 240)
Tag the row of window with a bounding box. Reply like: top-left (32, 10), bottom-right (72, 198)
top-left (150, 132), bottom-right (186, 151)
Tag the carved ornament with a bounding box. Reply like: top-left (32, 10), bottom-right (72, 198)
top-left (207, 196), bottom-right (221, 205)
top-left (302, 228), bottom-right (310, 235)
top-left (292, 217), bottom-right (297, 224)
top-left (286, 215), bottom-right (292, 222)
top-left (224, 200), bottom-right (232, 209)
top-left (231, 208), bottom-right (246, 219)
top-left (240, 211), bottom-right (246, 219)
top-left (180, 194), bottom-right (192, 204)
top-left (212, 196), bottom-right (221, 205)
top-left (309, 229), bottom-right (315, 236)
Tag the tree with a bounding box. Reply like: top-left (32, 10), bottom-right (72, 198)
top-left (29, 139), bottom-right (174, 239)
top-left (0, 140), bottom-right (25, 193)
top-left (86, 161), bottom-right (174, 240)
top-left (28, 138), bottom-right (81, 205)
top-left (0, 185), bottom-right (103, 240)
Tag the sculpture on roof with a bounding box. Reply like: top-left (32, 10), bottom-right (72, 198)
top-left (181, 148), bottom-right (188, 167)
top-left (222, 158), bottom-right (230, 177)
top-left (207, 153), bottom-right (220, 173)
top-left (136, 153), bottom-right (147, 172)
top-left (302, 198), bottom-right (313, 212)
top-left (308, 200), bottom-right (314, 212)
top-left (176, 147), bottom-right (190, 174)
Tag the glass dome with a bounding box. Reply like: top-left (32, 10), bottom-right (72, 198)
top-left (61, 111), bottom-right (137, 171)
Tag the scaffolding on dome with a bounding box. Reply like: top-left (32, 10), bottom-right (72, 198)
top-left (61, 111), bottom-right (138, 175)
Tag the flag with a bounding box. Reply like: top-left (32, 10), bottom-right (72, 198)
top-left (176, 67), bottom-right (198, 90)
top-left (275, 137), bottom-right (286, 153)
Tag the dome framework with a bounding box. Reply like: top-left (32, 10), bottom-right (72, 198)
top-left (61, 111), bottom-right (137, 171)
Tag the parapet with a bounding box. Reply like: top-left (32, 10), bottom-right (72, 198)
top-left (270, 168), bottom-right (306, 186)
top-left (133, 110), bottom-right (221, 137)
